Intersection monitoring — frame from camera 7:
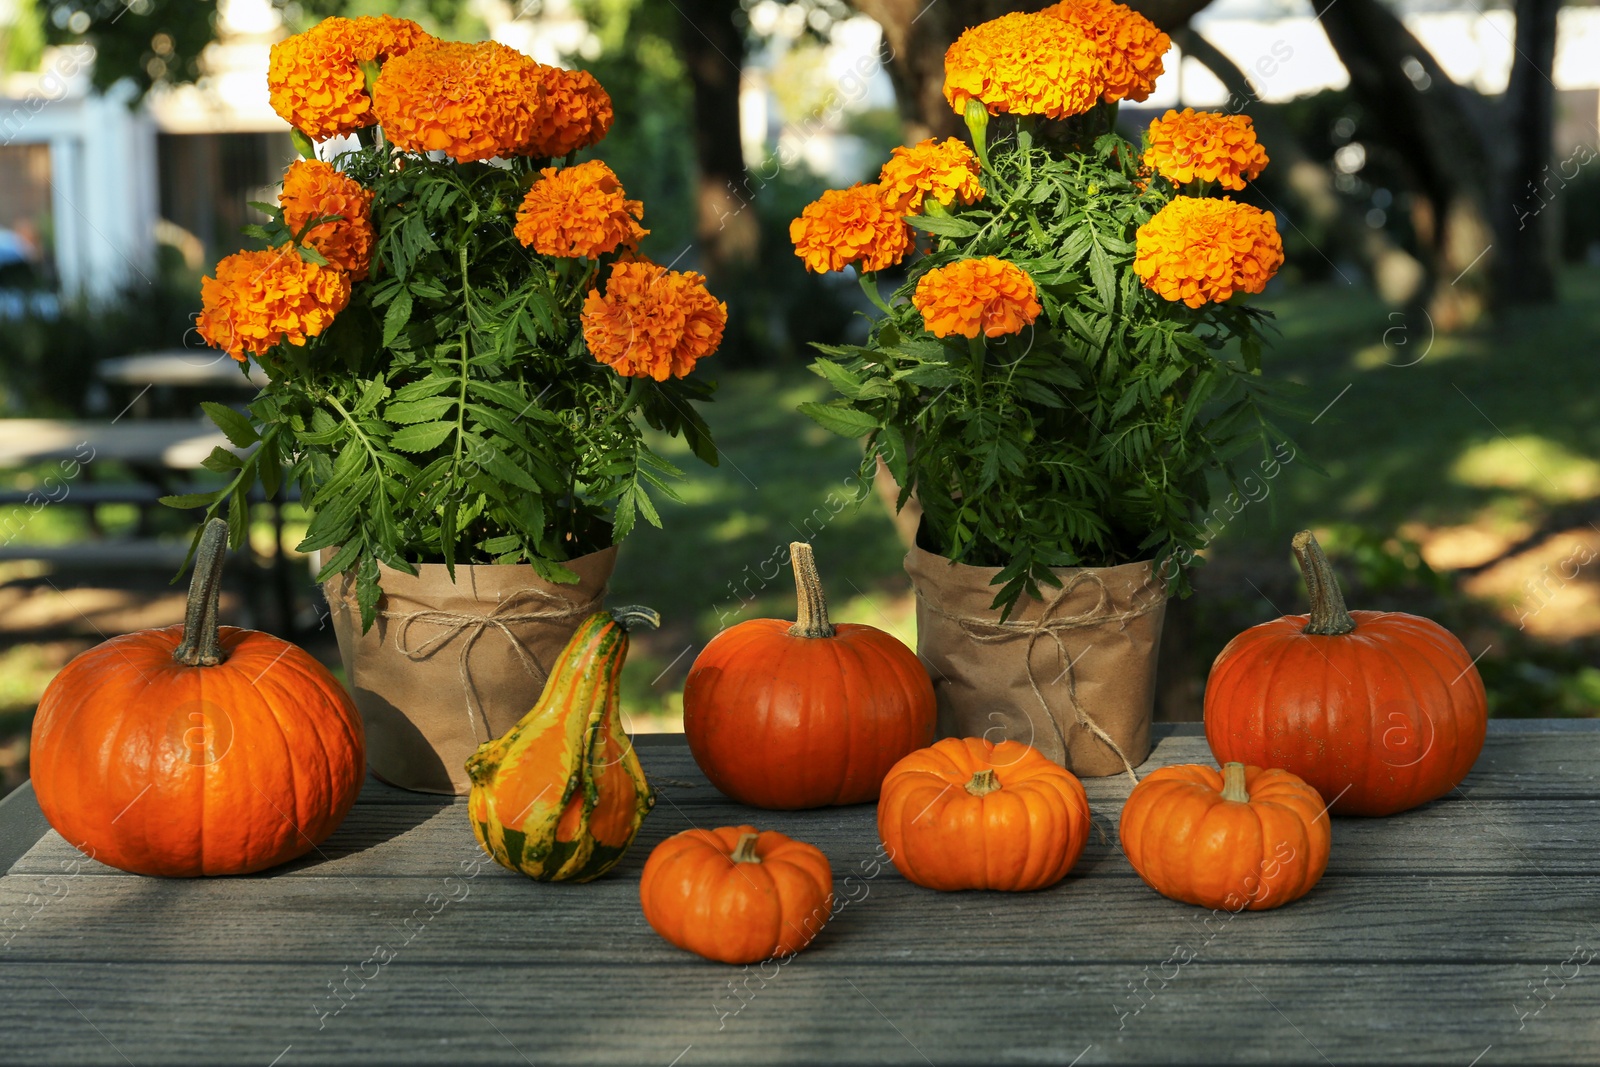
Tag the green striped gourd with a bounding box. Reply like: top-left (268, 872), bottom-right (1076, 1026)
top-left (465, 607), bottom-right (657, 882)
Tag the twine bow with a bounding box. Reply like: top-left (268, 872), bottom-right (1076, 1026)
top-left (330, 580), bottom-right (603, 742)
top-left (917, 570), bottom-right (1164, 782)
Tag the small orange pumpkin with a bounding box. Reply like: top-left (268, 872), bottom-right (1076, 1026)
top-left (1119, 762), bottom-right (1331, 911)
top-left (877, 737), bottom-right (1091, 892)
top-left (683, 541), bottom-right (935, 809)
top-left (640, 826), bottom-right (834, 964)
top-left (30, 519), bottom-right (365, 876)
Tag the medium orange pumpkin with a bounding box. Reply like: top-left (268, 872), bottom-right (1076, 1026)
top-left (1119, 761), bottom-right (1331, 911)
top-left (1204, 530), bottom-right (1488, 816)
top-left (640, 825), bottom-right (834, 964)
top-left (682, 541), bottom-right (935, 809)
top-left (877, 737), bottom-right (1090, 892)
top-left (29, 519), bottom-right (365, 877)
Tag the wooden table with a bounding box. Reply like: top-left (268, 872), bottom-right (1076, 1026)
top-left (2, 722), bottom-right (1597, 1065)
top-left (0, 418), bottom-right (238, 472)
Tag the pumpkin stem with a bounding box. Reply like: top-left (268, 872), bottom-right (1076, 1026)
top-left (611, 605), bottom-right (661, 633)
top-left (730, 832), bottom-right (762, 864)
top-left (965, 769), bottom-right (1001, 796)
top-left (1220, 762), bottom-right (1250, 803)
top-left (1292, 530), bottom-right (1356, 636)
top-left (173, 518), bottom-right (230, 667)
top-left (786, 541), bottom-right (836, 639)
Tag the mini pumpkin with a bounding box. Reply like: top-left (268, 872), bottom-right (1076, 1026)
top-left (640, 826), bottom-right (834, 964)
top-left (683, 541), bottom-right (935, 809)
top-left (1204, 530), bottom-right (1488, 816)
top-left (877, 737), bottom-right (1091, 892)
top-left (30, 519), bottom-right (365, 877)
top-left (1119, 761), bottom-right (1331, 911)
top-left (466, 606), bottom-right (656, 883)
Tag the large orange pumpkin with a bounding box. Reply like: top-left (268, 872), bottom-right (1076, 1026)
top-left (640, 826), bottom-right (834, 964)
top-left (877, 737), bottom-right (1090, 892)
top-left (682, 541), bottom-right (935, 808)
top-left (1119, 762), bottom-right (1331, 910)
top-left (30, 519), bottom-right (365, 876)
top-left (1204, 530), bottom-right (1487, 816)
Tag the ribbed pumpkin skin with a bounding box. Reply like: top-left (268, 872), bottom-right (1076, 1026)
top-left (1204, 609), bottom-right (1487, 817)
top-left (683, 620), bottom-right (936, 809)
top-left (467, 610), bottom-right (653, 883)
top-left (877, 737), bottom-right (1090, 892)
top-left (30, 624), bottom-right (365, 877)
top-left (640, 826), bottom-right (834, 964)
top-left (1119, 763), bottom-right (1331, 911)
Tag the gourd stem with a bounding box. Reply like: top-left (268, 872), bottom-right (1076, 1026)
top-left (965, 769), bottom-right (1001, 796)
top-left (786, 542), bottom-right (836, 639)
top-left (612, 605), bottom-right (661, 633)
top-left (1291, 530), bottom-right (1356, 636)
top-left (173, 518), bottom-right (230, 667)
top-left (730, 833), bottom-right (762, 864)
top-left (1220, 762), bottom-right (1250, 803)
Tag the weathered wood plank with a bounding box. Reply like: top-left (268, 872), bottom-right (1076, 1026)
top-left (0, 960), bottom-right (1593, 1065)
top-left (11, 791), bottom-right (1598, 879)
top-left (4, 869), bottom-right (1597, 968)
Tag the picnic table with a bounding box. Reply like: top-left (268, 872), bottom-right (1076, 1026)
top-left (1, 722), bottom-right (1596, 1065)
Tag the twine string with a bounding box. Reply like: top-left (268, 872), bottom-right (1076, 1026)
top-left (916, 570), bottom-right (1164, 782)
top-left (329, 579), bottom-right (602, 742)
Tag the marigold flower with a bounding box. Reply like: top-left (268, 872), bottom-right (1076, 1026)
top-left (526, 66), bottom-right (614, 159)
top-left (372, 41), bottom-right (547, 163)
top-left (942, 12), bottom-right (1103, 120)
top-left (514, 160), bottom-right (646, 258)
top-left (279, 159), bottom-right (376, 279)
top-left (913, 257), bottom-right (1041, 339)
top-left (789, 185), bottom-right (912, 274)
top-left (582, 260), bottom-right (726, 381)
top-left (1143, 109), bottom-right (1270, 190)
top-left (1041, 0), bottom-right (1170, 104)
top-left (1133, 197), bottom-right (1284, 308)
top-left (878, 138), bottom-right (984, 216)
top-left (268, 16), bottom-right (433, 141)
top-left (197, 246), bottom-right (351, 361)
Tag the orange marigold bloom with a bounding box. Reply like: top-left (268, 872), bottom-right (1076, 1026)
top-left (913, 257), bottom-right (1041, 339)
top-left (1143, 108), bottom-right (1270, 190)
top-left (197, 246), bottom-right (351, 361)
top-left (1041, 0), bottom-right (1170, 104)
top-left (942, 12), bottom-right (1103, 120)
top-left (268, 15), bottom-right (432, 141)
top-left (372, 41), bottom-right (547, 163)
top-left (789, 184), bottom-right (912, 274)
top-left (582, 260), bottom-right (726, 381)
top-left (279, 159), bottom-right (376, 280)
top-left (878, 137), bottom-right (985, 216)
top-left (526, 66), bottom-right (614, 159)
top-left (514, 160), bottom-right (646, 258)
top-left (1133, 197), bottom-right (1284, 308)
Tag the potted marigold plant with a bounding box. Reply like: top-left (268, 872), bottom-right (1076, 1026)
top-left (790, 3), bottom-right (1290, 779)
top-left (181, 16), bottom-right (724, 794)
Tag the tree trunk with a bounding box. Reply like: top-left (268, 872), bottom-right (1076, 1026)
top-left (1174, 27), bottom-right (1426, 306)
top-left (1311, 0), bottom-right (1498, 330)
top-left (850, 0), bottom-right (1215, 139)
top-left (675, 0), bottom-right (759, 277)
top-left (1494, 0), bottom-right (1560, 304)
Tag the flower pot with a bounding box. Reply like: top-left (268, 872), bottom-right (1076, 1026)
top-left (904, 545), bottom-right (1167, 779)
top-left (323, 546), bottom-right (618, 795)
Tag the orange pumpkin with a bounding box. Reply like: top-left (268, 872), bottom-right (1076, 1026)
top-left (877, 737), bottom-right (1090, 891)
top-left (30, 519), bottom-right (364, 876)
top-left (1119, 761), bottom-right (1331, 910)
top-left (1204, 530), bottom-right (1488, 816)
top-left (640, 825), bottom-right (834, 964)
top-left (682, 541), bottom-right (935, 809)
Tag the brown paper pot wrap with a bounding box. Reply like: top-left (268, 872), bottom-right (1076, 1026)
top-left (323, 546), bottom-right (617, 795)
top-left (904, 546), bottom-right (1167, 780)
